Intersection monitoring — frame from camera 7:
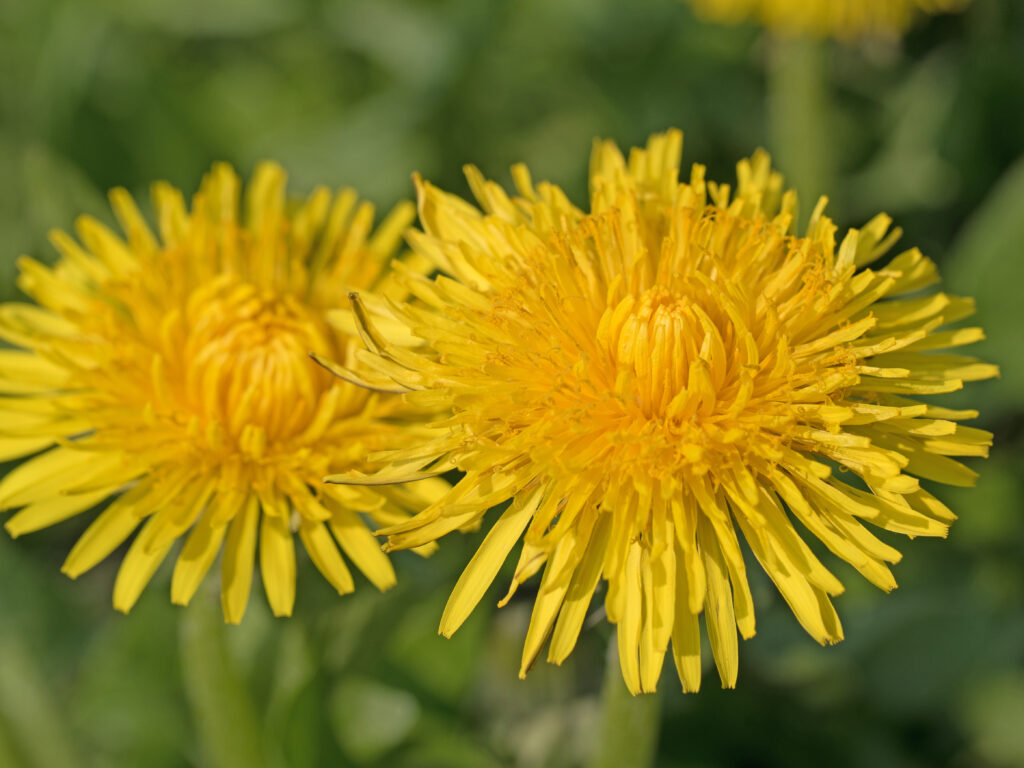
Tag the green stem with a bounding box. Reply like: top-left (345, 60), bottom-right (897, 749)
top-left (179, 598), bottom-right (268, 768)
top-left (767, 34), bottom-right (833, 230)
top-left (587, 637), bottom-right (662, 768)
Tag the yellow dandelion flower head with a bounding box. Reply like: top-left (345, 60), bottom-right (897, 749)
top-left (685, 0), bottom-right (971, 39)
top-left (334, 129), bottom-right (996, 693)
top-left (0, 162), bottom-right (445, 622)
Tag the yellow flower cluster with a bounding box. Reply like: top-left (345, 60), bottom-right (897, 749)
top-left (0, 163), bottom-right (444, 622)
top-left (0, 129), bottom-right (994, 693)
top-left (329, 130), bottom-right (994, 691)
top-left (685, 0), bottom-right (971, 39)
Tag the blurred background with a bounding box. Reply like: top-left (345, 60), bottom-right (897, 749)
top-left (0, 0), bottom-right (1022, 766)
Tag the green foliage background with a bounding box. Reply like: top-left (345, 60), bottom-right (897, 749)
top-left (0, 0), bottom-right (1022, 766)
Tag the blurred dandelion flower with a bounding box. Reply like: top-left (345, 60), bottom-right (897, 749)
top-left (684, 0), bottom-right (971, 39)
top-left (330, 129), bottom-right (996, 693)
top-left (0, 162), bottom-right (443, 622)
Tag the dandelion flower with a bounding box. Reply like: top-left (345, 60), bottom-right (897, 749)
top-left (684, 0), bottom-right (971, 39)
top-left (330, 129), bottom-right (996, 693)
top-left (0, 162), bottom-right (443, 622)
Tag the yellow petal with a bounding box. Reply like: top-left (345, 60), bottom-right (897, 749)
top-left (0, 350), bottom-right (70, 392)
top-left (671, 541), bottom-right (702, 693)
top-left (62, 485), bottom-right (150, 578)
top-left (221, 495), bottom-right (260, 624)
top-left (5, 488), bottom-right (110, 538)
top-left (171, 517), bottom-right (229, 607)
top-left (699, 517), bottom-right (739, 689)
top-left (109, 187), bottom-right (158, 252)
top-left (113, 514), bottom-right (174, 613)
top-left (548, 512), bottom-right (612, 665)
top-left (772, 473), bottom-right (897, 592)
top-left (328, 506), bottom-right (395, 592)
top-left (696, 485), bottom-right (755, 640)
top-left (518, 517), bottom-right (592, 677)
top-left (670, 494), bottom-right (706, 614)
top-left (734, 513), bottom-right (843, 645)
top-left (299, 521), bottom-right (354, 596)
top-left (260, 509), bottom-right (296, 617)
top-left (648, 518), bottom-right (677, 653)
top-left (0, 447), bottom-right (97, 509)
top-left (614, 541), bottom-right (644, 696)
top-left (75, 215), bottom-right (137, 275)
top-left (439, 486), bottom-right (542, 638)
top-left (638, 546), bottom-right (667, 693)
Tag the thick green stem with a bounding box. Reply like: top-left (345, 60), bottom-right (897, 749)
top-left (767, 35), bottom-right (833, 230)
top-left (587, 637), bottom-right (662, 768)
top-left (179, 598), bottom-right (268, 768)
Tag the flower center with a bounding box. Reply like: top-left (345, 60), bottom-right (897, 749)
top-left (180, 278), bottom-right (336, 448)
top-left (613, 286), bottom-right (698, 418)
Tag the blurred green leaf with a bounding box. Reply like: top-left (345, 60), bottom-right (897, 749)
top-left (946, 153), bottom-right (1024, 413)
top-left (0, 635), bottom-right (79, 768)
top-left (859, 595), bottom-right (1020, 719)
top-left (180, 597), bottom-right (268, 768)
top-left (386, 585), bottom-right (488, 706)
top-left (96, 0), bottom-right (295, 37)
top-left (329, 676), bottom-right (421, 764)
top-left (21, 144), bottom-right (109, 255)
top-left (265, 621), bottom-right (318, 768)
top-left (398, 720), bottom-right (505, 768)
top-left (223, 590), bottom-right (275, 683)
top-left (279, 682), bottom-right (324, 768)
top-left (71, 599), bottom-right (189, 768)
top-left (848, 50), bottom-right (960, 218)
top-left (325, 0), bottom-right (459, 88)
top-left (24, 0), bottom-right (108, 135)
top-left (0, 720), bottom-right (26, 768)
top-left (960, 672), bottom-right (1024, 767)
top-left (320, 589), bottom-right (380, 672)
top-left (945, 452), bottom-right (1023, 546)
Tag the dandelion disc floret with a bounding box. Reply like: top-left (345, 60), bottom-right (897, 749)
top-left (684, 0), bottom-right (971, 39)
top-left (0, 162), bottom-right (443, 621)
top-left (331, 129), bottom-right (996, 693)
